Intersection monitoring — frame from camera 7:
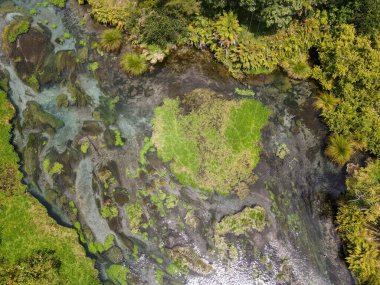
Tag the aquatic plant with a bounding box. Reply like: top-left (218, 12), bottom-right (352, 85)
top-left (152, 89), bottom-right (270, 195)
top-left (80, 141), bottom-right (90, 154)
top-left (234, 87), bottom-right (255, 96)
top-left (120, 52), bottom-right (148, 76)
top-left (125, 202), bottom-right (143, 234)
top-left (113, 130), bottom-right (124, 146)
top-left (100, 29), bottom-right (124, 53)
top-left (105, 265), bottom-right (129, 285)
top-left (56, 94), bottom-right (69, 108)
top-left (4, 20), bottom-right (30, 43)
top-left (87, 234), bottom-right (115, 254)
top-left (215, 206), bottom-right (267, 236)
top-left (88, 62), bottom-right (99, 72)
top-left (325, 134), bottom-right (353, 166)
top-left (48, 0), bottom-right (65, 8)
top-left (49, 162), bottom-right (63, 175)
top-left (27, 74), bottom-right (39, 91)
top-left (101, 205), bottom-right (118, 219)
top-left (67, 82), bottom-right (92, 107)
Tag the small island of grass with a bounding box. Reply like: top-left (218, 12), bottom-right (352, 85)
top-left (151, 89), bottom-right (270, 195)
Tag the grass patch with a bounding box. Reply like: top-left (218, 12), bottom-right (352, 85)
top-left (325, 134), bottom-right (353, 166)
top-left (120, 52), bottom-right (148, 76)
top-left (151, 89), bottom-right (270, 195)
top-left (100, 29), bottom-right (123, 53)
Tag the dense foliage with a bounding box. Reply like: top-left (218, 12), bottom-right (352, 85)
top-left (337, 160), bottom-right (380, 284)
top-left (313, 25), bottom-right (380, 157)
top-left (151, 89), bottom-right (269, 195)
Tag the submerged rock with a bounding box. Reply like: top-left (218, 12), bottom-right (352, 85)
top-left (23, 101), bottom-right (64, 130)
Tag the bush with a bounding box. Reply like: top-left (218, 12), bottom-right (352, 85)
top-left (100, 29), bottom-right (124, 53)
top-left (142, 11), bottom-right (187, 47)
top-left (120, 52), bottom-right (148, 76)
top-left (325, 134), bottom-right (353, 166)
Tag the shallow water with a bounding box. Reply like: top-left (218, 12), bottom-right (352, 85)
top-left (0, 1), bottom-right (353, 284)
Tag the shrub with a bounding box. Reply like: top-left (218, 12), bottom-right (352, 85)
top-left (313, 92), bottom-right (340, 113)
top-left (120, 52), bottom-right (148, 76)
top-left (100, 29), bottom-right (123, 53)
top-left (142, 11), bottom-right (186, 48)
top-left (325, 134), bottom-right (353, 166)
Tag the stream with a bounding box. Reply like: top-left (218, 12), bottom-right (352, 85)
top-left (0, 1), bottom-right (354, 284)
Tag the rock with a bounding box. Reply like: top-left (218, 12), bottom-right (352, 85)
top-left (11, 25), bottom-right (55, 89)
top-left (23, 101), bottom-right (64, 130)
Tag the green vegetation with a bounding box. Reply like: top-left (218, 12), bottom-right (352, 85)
top-left (120, 52), bottom-right (148, 76)
top-left (101, 204), bottom-right (119, 219)
top-left (235, 87), bottom-right (255, 96)
top-left (125, 202), bottom-right (143, 234)
top-left (88, 234), bottom-right (115, 254)
top-left (313, 25), bottom-right (380, 157)
top-left (81, 141), bottom-right (90, 153)
top-left (114, 130), bottom-right (124, 146)
top-left (276, 144), bottom-right (289, 160)
top-left (325, 134), bottom-right (354, 166)
top-left (139, 137), bottom-right (154, 166)
top-left (49, 162), bottom-right (64, 175)
top-left (3, 19), bottom-right (30, 43)
top-left (88, 61), bottom-right (99, 72)
top-left (152, 89), bottom-right (270, 195)
top-left (337, 159), bottom-right (380, 284)
top-left (27, 74), bottom-right (40, 91)
top-left (48, 0), bottom-right (65, 8)
top-left (0, 71), bottom-right (99, 284)
top-left (100, 29), bottom-right (124, 53)
top-left (215, 206), bottom-right (267, 236)
top-left (105, 265), bottom-right (130, 285)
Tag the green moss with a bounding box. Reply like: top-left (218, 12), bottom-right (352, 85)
top-left (81, 141), bottom-right (90, 154)
top-left (152, 89), bottom-right (270, 195)
top-left (49, 162), bottom-right (63, 175)
top-left (155, 268), bottom-right (164, 285)
top-left (87, 234), bottom-right (115, 254)
top-left (139, 137), bottom-right (154, 166)
top-left (101, 205), bottom-right (118, 219)
top-left (27, 74), bottom-right (39, 91)
top-left (166, 263), bottom-right (181, 276)
top-left (215, 206), bottom-right (267, 236)
top-left (105, 264), bottom-right (130, 285)
top-left (125, 202), bottom-right (143, 234)
top-left (88, 62), bottom-right (99, 72)
top-left (43, 158), bottom-right (50, 173)
top-left (276, 144), bottom-right (289, 159)
top-left (114, 130), bottom-right (124, 146)
top-left (235, 88), bottom-right (255, 96)
top-left (50, 23), bottom-right (57, 29)
top-left (56, 93), bottom-right (69, 108)
top-left (49, 0), bottom-right (66, 8)
top-left (63, 32), bottom-right (71, 39)
top-left (5, 20), bottom-right (30, 43)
